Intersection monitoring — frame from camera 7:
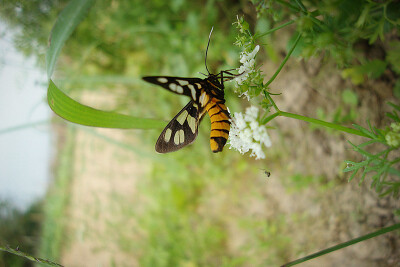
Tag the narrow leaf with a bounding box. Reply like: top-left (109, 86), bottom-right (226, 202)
top-left (47, 80), bottom-right (165, 129)
top-left (352, 124), bottom-right (376, 139)
top-left (387, 102), bottom-right (400, 112)
top-left (46, 0), bottom-right (95, 78)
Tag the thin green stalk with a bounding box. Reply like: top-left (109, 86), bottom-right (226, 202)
top-left (390, 157), bottom-right (400, 165)
top-left (262, 90), bottom-right (367, 137)
top-left (275, 0), bottom-right (327, 31)
top-left (261, 90), bottom-right (370, 137)
top-left (275, 0), bottom-right (298, 11)
top-left (281, 223), bottom-right (400, 266)
top-left (258, 20), bottom-right (295, 38)
top-left (294, 0), bottom-right (307, 13)
top-left (262, 112), bottom-right (280, 124)
top-left (264, 90), bottom-right (280, 112)
top-left (264, 33), bottom-right (302, 88)
top-left (278, 111), bottom-right (370, 138)
top-left (0, 120), bottom-right (49, 134)
top-left (0, 245), bottom-right (63, 267)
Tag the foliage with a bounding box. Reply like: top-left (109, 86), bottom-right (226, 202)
top-left (0, 201), bottom-right (42, 267)
top-left (2, 0), bottom-right (400, 265)
top-left (232, 1), bottom-right (400, 262)
top-left (233, 1), bottom-right (400, 200)
top-left (251, 0), bottom-right (400, 82)
top-left (38, 125), bottom-right (76, 263)
top-left (344, 103), bottom-right (400, 198)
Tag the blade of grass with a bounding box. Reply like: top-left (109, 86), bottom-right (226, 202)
top-left (46, 0), bottom-right (95, 78)
top-left (281, 223), bottom-right (400, 266)
top-left (0, 245), bottom-right (63, 267)
top-left (47, 80), bottom-right (166, 129)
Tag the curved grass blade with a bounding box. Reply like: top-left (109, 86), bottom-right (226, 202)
top-left (48, 80), bottom-right (165, 129)
top-left (46, 0), bottom-right (95, 78)
top-left (0, 245), bottom-right (63, 267)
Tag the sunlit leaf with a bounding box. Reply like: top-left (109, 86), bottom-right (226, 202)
top-left (47, 80), bottom-right (165, 129)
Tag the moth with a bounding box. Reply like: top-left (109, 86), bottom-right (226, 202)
top-left (142, 28), bottom-right (239, 153)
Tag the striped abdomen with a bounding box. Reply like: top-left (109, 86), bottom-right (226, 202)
top-left (205, 99), bottom-right (231, 153)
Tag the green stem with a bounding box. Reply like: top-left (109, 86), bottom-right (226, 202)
top-left (275, 0), bottom-right (298, 10)
top-left (275, 0), bottom-right (327, 31)
top-left (258, 20), bottom-right (295, 38)
top-left (0, 245), bottom-right (63, 267)
top-left (262, 112), bottom-right (280, 124)
top-left (263, 90), bottom-right (280, 112)
top-left (294, 0), bottom-right (307, 13)
top-left (264, 33), bottom-right (302, 88)
top-left (279, 111), bottom-right (370, 138)
top-left (262, 90), bottom-right (367, 137)
top-left (261, 106), bottom-right (370, 138)
top-left (0, 120), bottom-right (49, 134)
top-left (391, 157), bottom-right (400, 165)
top-left (281, 223), bottom-right (400, 266)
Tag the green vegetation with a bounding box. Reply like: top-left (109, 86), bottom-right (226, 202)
top-left (0, 201), bottom-right (42, 267)
top-left (33, 125), bottom-right (76, 265)
top-left (1, 0), bottom-right (399, 266)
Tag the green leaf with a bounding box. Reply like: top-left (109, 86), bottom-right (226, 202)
top-left (393, 80), bottom-right (400, 99)
top-left (386, 41), bottom-right (400, 75)
top-left (46, 0), bottom-right (95, 78)
top-left (342, 89), bottom-right (358, 106)
top-left (341, 60), bottom-right (387, 85)
top-left (343, 160), bottom-right (368, 172)
top-left (351, 124), bottom-right (376, 139)
top-left (341, 68), bottom-right (364, 85)
top-left (387, 102), bottom-right (400, 112)
top-left (47, 80), bottom-right (166, 129)
top-left (386, 2), bottom-right (400, 22)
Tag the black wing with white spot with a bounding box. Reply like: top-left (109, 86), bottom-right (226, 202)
top-left (142, 76), bottom-right (204, 101)
top-left (155, 100), bottom-right (203, 153)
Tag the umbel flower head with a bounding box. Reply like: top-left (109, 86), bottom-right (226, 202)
top-left (233, 16), bottom-right (264, 101)
top-left (235, 45), bottom-right (260, 87)
top-left (228, 106), bottom-right (271, 159)
top-left (386, 122), bottom-right (400, 147)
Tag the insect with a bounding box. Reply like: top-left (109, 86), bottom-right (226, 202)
top-left (261, 169), bottom-right (271, 177)
top-left (142, 28), bottom-right (239, 153)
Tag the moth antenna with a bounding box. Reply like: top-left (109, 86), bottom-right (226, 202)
top-left (198, 72), bottom-right (207, 77)
top-left (205, 26), bottom-right (214, 75)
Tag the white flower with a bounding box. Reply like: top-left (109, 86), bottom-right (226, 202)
top-left (228, 106), bottom-right (271, 160)
top-left (234, 45), bottom-right (260, 87)
top-left (239, 91), bottom-right (250, 101)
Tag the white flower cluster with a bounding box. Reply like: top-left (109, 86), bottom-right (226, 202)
top-left (235, 45), bottom-right (260, 87)
top-left (228, 106), bottom-right (271, 160)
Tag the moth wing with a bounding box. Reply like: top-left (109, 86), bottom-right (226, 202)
top-left (155, 100), bottom-right (203, 153)
top-left (142, 76), bottom-right (204, 101)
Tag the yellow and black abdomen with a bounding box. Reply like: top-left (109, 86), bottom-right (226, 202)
top-left (205, 99), bottom-right (231, 153)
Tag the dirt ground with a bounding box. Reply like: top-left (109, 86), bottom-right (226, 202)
top-left (60, 91), bottom-right (144, 266)
top-left (59, 46), bottom-right (400, 266)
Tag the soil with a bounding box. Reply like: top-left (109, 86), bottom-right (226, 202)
top-left (60, 90), bottom-right (144, 267)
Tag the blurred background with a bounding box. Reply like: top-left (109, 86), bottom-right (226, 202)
top-left (0, 0), bottom-right (399, 266)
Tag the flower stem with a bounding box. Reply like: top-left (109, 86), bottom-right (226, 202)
top-left (294, 0), bottom-right (307, 13)
top-left (262, 90), bottom-right (368, 137)
top-left (258, 20), bottom-right (295, 38)
top-left (264, 33), bottom-right (302, 88)
top-left (281, 223), bottom-right (400, 266)
top-left (278, 111), bottom-right (370, 138)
